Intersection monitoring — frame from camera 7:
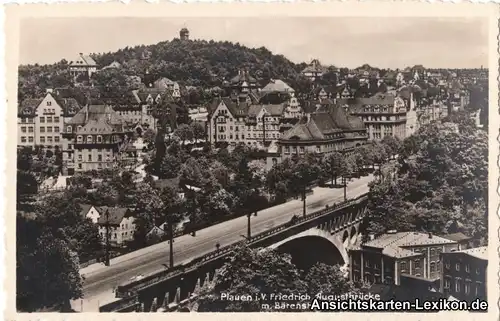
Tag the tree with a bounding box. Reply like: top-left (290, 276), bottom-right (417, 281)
top-left (366, 113), bottom-right (487, 245)
top-left (17, 215), bottom-right (82, 312)
top-left (195, 245), bottom-right (306, 312)
top-left (191, 121), bottom-right (206, 142)
top-left (159, 153), bottom-right (181, 179)
top-left (322, 152), bottom-right (343, 186)
top-left (304, 263), bottom-right (355, 297)
top-left (290, 154), bottom-right (321, 217)
top-left (381, 135), bottom-right (402, 159)
top-left (142, 128), bottom-right (157, 146)
top-left (173, 123), bottom-right (194, 145)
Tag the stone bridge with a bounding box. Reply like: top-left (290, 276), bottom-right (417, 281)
top-left (100, 193), bottom-right (369, 313)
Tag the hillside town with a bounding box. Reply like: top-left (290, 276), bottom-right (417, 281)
top-left (17, 28), bottom-right (489, 313)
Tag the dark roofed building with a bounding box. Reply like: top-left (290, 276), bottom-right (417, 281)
top-left (96, 207), bottom-right (135, 246)
top-left (61, 103), bottom-right (134, 175)
top-left (277, 103), bottom-right (368, 159)
top-left (337, 92), bottom-right (409, 140)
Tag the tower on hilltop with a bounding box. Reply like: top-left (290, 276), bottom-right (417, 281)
top-left (180, 28), bottom-right (189, 41)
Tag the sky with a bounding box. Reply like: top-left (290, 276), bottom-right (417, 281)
top-left (19, 17), bottom-right (489, 69)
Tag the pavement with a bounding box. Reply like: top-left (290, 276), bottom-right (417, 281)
top-left (71, 174), bottom-right (373, 312)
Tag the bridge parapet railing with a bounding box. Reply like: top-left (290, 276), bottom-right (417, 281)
top-left (100, 295), bottom-right (139, 312)
top-left (116, 194), bottom-right (368, 297)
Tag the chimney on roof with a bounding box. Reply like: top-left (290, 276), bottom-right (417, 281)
top-left (428, 232), bottom-right (433, 239)
top-left (368, 233), bottom-right (375, 241)
top-left (46, 88), bottom-right (53, 94)
top-left (79, 52), bottom-right (83, 56)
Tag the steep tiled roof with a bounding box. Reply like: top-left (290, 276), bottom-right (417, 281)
top-left (261, 79), bottom-right (295, 93)
top-left (67, 104), bottom-right (128, 135)
top-left (79, 204), bottom-right (93, 218)
top-left (18, 98), bottom-right (42, 116)
top-left (69, 53), bottom-right (97, 67)
top-left (229, 70), bottom-right (257, 85)
top-left (97, 207), bottom-right (132, 226)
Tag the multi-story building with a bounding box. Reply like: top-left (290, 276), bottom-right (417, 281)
top-left (207, 79), bottom-right (305, 149)
top-left (338, 92), bottom-right (408, 140)
top-left (97, 207), bottom-right (136, 246)
top-left (69, 53), bottom-right (98, 79)
top-left (301, 59), bottom-right (327, 81)
top-left (349, 231), bottom-right (459, 287)
top-left (440, 246), bottom-right (487, 302)
top-left (17, 90), bottom-right (81, 150)
top-left (278, 103), bottom-right (368, 159)
top-left (61, 104), bottom-right (133, 174)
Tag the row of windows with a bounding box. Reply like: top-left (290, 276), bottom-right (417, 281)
top-left (76, 135), bottom-right (117, 144)
top-left (284, 146), bottom-right (321, 154)
top-left (39, 126), bottom-right (60, 133)
top-left (20, 118), bottom-right (34, 123)
top-left (20, 136), bottom-right (33, 143)
top-left (39, 116), bottom-right (60, 123)
top-left (20, 126), bottom-right (34, 133)
top-left (77, 154), bottom-right (108, 162)
top-left (99, 231), bottom-right (131, 239)
top-left (445, 261), bottom-right (482, 274)
top-left (444, 278), bottom-right (482, 296)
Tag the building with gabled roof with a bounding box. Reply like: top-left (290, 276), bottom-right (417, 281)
top-left (301, 59), bottom-right (327, 81)
top-left (17, 90), bottom-right (82, 149)
top-left (96, 206), bottom-right (136, 246)
top-left (69, 53), bottom-right (98, 79)
top-left (61, 102), bottom-right (134, 174)
top-left (277, 102), bottom-right (368, 159)
top-left (349, 231), bottom-right (459, 287)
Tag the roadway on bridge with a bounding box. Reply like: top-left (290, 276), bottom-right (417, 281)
top-left (72, 174), bottom-right (373, 311)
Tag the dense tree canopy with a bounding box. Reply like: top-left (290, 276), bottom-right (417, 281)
top-left (366, 111), bottom-right (488, 246)
top-left (194, 245), bottom-right (355, 312)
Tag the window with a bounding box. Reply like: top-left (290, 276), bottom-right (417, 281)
top-left (98, 155), bottom-right (102, 162)
top-left (455, 263), bottom-right (460, 271)
top-left (77, 135), bottom-right (83, 143)
top-left (445, 261), bottom-right (450, 269)
top-left (465, 280), bottom-right (471, 295)
top-left (78, 163), bottom-right (82, 169)
top-left (455, 278), bottom-right (462, 293)
top-left (47, 101), bottom-right (52, 106)
top-left (47, 127), bottom-right (52, 133)
top-left (21, 118), bottom-right (26, 123)
top-left (47, 117), bottom-right (52, 123)
top-left (67, 126), bottom-right (72, 133)
top-left (54, 126), bottom-right (59, 133)
top-left (78, 154), bottom-right (82, 161)
top-left (316, 146), bottom-right (321, 153)
top-left (21, 127), bottom-right (26, 133)
top-left (28, 126), bottom-right (34, 133)
top-left (400, 262), bottom-right (407, 272)
top-left (47, 136), bottom-right (52, 143)
top-left (476, 267), bottom-right (481, 275)
top-left (21, 136), bottom-right (26, 143)
top-left (87, 135), bottom-right (92, 143)
top-left (444, 278), bottom-right (451, 289)
top-left (475, 282), bottom-right (482, 296)
top-left (40, 127), bottom-right (45, 133)
top-left (365, 260), bottom-right (370, 268)
top-left (430, 248), bottom-right (436, 256)
top-left (88, 154), bottom-right (92, 161)
top-left (414, 259), bottom-right (420, 269)
top-left (28, 137), bottom-right (33, 143)
top-left (430, 262), bottom-right (436, 273)
top-left (465, 264), bottom-right (470, 273)
top-left (54, 136), bottom-right (60, 143)
top-left (54, 116), bottom-right (60, 123)
top-left (300, 146), bottom-right (305, 154)
top-left (97, 135), bottom-right (103, 143)
top-left (77, 125), bottom-right (82, 132)
top-left (40, 136), bottom-right (45, 143)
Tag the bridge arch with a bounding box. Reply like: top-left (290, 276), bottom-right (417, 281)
top-left (350, 226), bottom-right (358, 245)
top-left (276, 235), bottom-right (344, 271)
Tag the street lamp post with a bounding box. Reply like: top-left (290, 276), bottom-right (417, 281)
top-left (247, 212), bottom-right (251, 239)
top-left (343, 176), bottom-right (347, 201)
top-left (168, 216), bottom-right (174, 268)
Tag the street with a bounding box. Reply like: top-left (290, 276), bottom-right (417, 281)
top-left (72, 174), bottom-right (373, 311)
